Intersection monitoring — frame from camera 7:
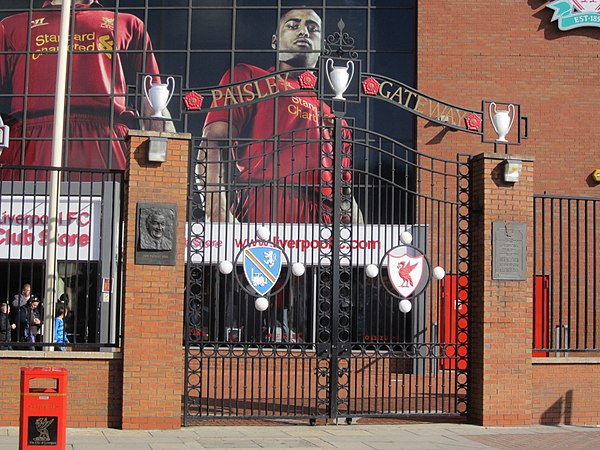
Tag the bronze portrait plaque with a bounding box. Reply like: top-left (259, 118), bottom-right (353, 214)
top-left (135, 203), bottom-right (177, 266)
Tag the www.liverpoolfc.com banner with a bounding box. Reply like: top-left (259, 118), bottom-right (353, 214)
top-left (186, 223), bottom-right (426, 267)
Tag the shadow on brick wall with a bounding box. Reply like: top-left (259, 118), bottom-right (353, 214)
top-left (540, 390), bottom-right (572, 425)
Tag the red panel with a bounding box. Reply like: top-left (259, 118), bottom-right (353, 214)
top-left (439, 275), bottom-right (468, 370)
top-left (533, 275), bottom-right (550, 357)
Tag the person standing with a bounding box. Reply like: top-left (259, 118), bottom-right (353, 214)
top-left (27, 297), bottom-right (43, 346)
top-left (54, 306), bottom-right (69, 351)
top-left (201, 8), bottom-right (363, 224)
top-left (0, 0), bottom-right (173, 175)
top-left (0, 301), bottom-right (16, 350)
top-left (11, 283), bottom-right (35, 345)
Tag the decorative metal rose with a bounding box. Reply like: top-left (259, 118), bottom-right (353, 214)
top-left (184, 91), bottom-right (203, 111)
top-left (298, 71), bottom-right (317, 89)
top-left (362, 77), bottom-right (380, 96)
top-left (465, 113), bottom-right (482, 131)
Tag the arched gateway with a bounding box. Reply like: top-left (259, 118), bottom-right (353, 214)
top-left (181, 24), bottom-right (524, 424)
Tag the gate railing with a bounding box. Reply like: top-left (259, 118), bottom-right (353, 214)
top-left (0, 166), bottom-right (124, 350)
top-left (533, 194), bottom-right (600, 354)
top-left (185, 125), bottom-right (470, 423)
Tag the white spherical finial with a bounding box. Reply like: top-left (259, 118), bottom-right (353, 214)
top-left (291, 262), bottom-right (305, 277)
top-left (255, 297), bottom-right (269, 311)
top-left (399, 299), bottom-right (412, 313)
top-left (256, 226), bottom-right (270, 241)
top-left (365, 264), bottom-right (379, 278)
top-left (400, 231), bottom-right (413, 245)
top-left (432, 266), bottom-right (446, 280)
top-left (219, 260), bottom-right (233, 275)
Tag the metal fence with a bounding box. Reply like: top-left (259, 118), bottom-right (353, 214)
top-left (0, 166), bottom-right (124, 350)
top-left (533, 194), bottom-right (600, 355)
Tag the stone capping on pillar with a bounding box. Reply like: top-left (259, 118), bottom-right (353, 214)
top-left (121, 129), bottom-right (191, 429)
top-left (127, 129), bottom-right (192, 140)
top-left (468, 152), bottom-right (535, 427)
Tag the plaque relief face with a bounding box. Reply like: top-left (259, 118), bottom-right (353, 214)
top-left (136, 203), bottom-right (177, 266)
top-left (139, 207), bottom-right (174, 251)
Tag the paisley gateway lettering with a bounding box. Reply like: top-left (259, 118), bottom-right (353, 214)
top-left (210, 74), bottom-right (292, 107)
top-left (377, 80), bottom-right (470, 128)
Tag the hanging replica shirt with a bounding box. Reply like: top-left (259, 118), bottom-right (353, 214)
top-left (0, 1), bottom-right (160, 172)
top-left (204, 64), bottom-right (352, 223)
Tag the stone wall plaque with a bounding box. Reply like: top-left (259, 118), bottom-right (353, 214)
top-left (135, 203), bottom-right (177, 266)
top-left (492, 221), bottom-right (526, 280)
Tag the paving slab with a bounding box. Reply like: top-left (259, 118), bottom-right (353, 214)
top-left (1, 423), bottom-right (600, 449)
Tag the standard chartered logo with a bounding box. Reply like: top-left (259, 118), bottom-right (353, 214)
top-left (97, 35), bottom-right (114, 59)
top-left (31, 31), bottom-right (105, 60)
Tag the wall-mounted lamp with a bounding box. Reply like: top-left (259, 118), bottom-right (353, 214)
top-left (147, 136), bottom-right (168, 162)
top-left (503, 159), bottom-right (522, 183)
top-left (592, 169), bottom-right (600, 183)
top-left (0, 116), bottom-right (10, 149)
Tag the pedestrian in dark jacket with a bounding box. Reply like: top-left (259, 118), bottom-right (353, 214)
top-left (11, 283), bottom-right (35, 343)
top-left (0, 301), bottom-right (16, 350)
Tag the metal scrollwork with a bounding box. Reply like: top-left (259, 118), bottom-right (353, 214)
top-left (324, 19), bottom-right (358, 59)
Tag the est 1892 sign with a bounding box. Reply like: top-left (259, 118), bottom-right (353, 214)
top-left (547, 0), bottom-right (600, 30)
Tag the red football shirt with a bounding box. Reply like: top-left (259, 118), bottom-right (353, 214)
top-left (205, 64), bottom-right (346, 184)
top-left (204, 64), bottom-right (352, 223)
top-left (0, 2), bottom-right (158, 119)
top-left (0, 2), bottom-right (160, 171)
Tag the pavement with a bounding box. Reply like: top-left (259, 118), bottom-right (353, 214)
top-left (1, 421), bottom-right (600, 449)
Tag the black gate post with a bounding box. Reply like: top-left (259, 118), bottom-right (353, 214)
top-left (320, 111), bottom-right (354, 420)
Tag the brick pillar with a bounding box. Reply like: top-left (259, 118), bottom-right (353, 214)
top-left (121, 130), bottom-right (191, 429)
top-left (469, 153), bottom-right (534, 426)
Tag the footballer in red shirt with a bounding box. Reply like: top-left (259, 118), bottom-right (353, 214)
top-left (0, 0), bottom-right (170, 176)
top-left (202, 8), bottom-right (362, 224)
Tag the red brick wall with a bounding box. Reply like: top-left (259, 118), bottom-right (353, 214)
top-left (418, 2), bottom-right (600, 426)
top-left (120, 131), bottom-right (190, 429)
top-left (417, 2), bottom-right (599, 196)
top-left (469, 154), bottom-right (535, 426)
top-left (533, 361), bottom-right (600, 425)
top-left (0, 356), bottom-right (122, 427)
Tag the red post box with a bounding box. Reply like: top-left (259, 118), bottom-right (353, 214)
top-left (19, 367), bottom-right (68, 450)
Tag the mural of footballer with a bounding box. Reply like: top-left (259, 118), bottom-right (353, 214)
top-left (0, 0), bottom-right (173, 176)
top-left (201, 8), bottom-right (363, 224)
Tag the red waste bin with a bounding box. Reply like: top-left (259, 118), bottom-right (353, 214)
top-left (19, 367), bottom-right (68, 450)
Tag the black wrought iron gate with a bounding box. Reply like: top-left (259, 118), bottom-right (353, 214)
top-left (183, 86), bottom-right (470, 423)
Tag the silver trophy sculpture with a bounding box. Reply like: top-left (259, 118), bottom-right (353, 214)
top-left (325, 58), bottom-right (354, 100)
top-left (144, 75), bottom-right (175, 118)
top-left (489, 102), bottom-right (515, 143)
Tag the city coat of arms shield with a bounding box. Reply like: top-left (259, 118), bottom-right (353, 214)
top-left (243, 245), bottom-right (282, 296)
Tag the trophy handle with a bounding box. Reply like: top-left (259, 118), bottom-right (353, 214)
top-left (489, 102), bottom-right (498, 134)
top-left (507, 103), bottom-right (515, 134)
top-left (345, 60), bottom-right (354, 92)
top-left (325, 58), bottom-right (334, 91)
top-left (143, 75), bottom-right (154, 109)
top-left (166, 76), bottom-right (175, 107)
